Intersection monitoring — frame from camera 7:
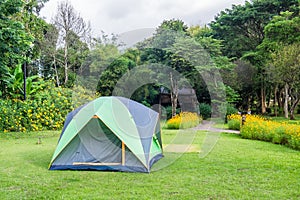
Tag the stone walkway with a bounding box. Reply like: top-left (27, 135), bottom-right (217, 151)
top-left (163, 120), bottom-right (239, 153)
top-left (191, 120), bottom-right (240, 134)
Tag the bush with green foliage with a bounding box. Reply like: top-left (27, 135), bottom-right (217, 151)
top-left (166, 112), bottom-right (202, 129)
top-left (0, 83), bottom-right (73, 132)
top-left (228, 114), bottom-right (300, 150)
top-left (226, 104), bottom-right (238, 116)
top-left (199, 103), bottom-right (211, 119)
top-left (1, 65), bottom-right (46, 99)
top-left (227, 119), bottom-right (241, 130)
top-left (225, 104), bottom-right (238, 123)
top-left (241, 119), bottom-right (300, 150)
top-left (163, 106), bottom-right (180, 120)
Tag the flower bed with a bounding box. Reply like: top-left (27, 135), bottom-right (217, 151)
top-left (0, 86), bottom-right (73, 132)
top-left (227, 114), bottom-right (300, 150)
top-left (166, 112), bottom-right (202, 129)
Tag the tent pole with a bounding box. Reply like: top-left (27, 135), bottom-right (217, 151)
top-left (122, 142), bottom-right (125, 165)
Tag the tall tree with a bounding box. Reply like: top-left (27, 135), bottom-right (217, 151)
top-left (9, 0), bottom-right (50, 79)
top-left (97, 50), bottom-right (138, 96)
top-left (210, 0), bottom-right (299, 59)
top-left (210, 0), bottom-right (299, 114)
top-left (53, 1), bottom-right (90, 86)
top-left (0, 0), bottom-right (34, 98)
top-left (138, 19), bottom-right (190, 116)
top-left (88, 37), bottom-right (120, 76)
top-left (40, 24), bottom-right (60, 85)
top-left (261, 11), bottom-right (300, 118)
top-left (270, 43), bottom-right (300, 119)
top-left (189, 25), bottom-right (237, 110)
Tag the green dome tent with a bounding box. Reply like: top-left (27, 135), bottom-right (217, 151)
top-left (49, 96), bottom-right (163, 173)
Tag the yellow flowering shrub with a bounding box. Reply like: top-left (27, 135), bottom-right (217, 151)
top-left (228, 114), bottom-right (300, 150)
top-left (0, 85), bottom-right (73, 132)
top-left (227, 114), bottom-right (268, 130)
top-left (0, 81), bottom-right (101, 133)
top-left (166, 112), bottom-right (202, 129)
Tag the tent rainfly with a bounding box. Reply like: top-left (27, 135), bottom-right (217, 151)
top-left (49, 96), bottom-right (163, 173)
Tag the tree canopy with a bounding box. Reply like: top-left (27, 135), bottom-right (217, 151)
top-left (1, 0), bottom-right (300, 120)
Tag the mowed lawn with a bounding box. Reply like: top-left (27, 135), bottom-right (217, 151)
top-left (0, 130), bottom-right (300, 199)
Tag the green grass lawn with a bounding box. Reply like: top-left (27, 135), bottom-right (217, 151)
top-left (1, 130), bottom-right (300, 199)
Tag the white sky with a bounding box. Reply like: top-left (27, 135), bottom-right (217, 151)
top-left (40, 0), bottom-right (246, 36)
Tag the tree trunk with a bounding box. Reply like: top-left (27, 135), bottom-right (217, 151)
top-left (247, 95), bottom-right (253, 112)
top-left (267, 87), bottom-right (272, 108)
top-left (23, 63), bottom-right (27, 101)
top-left (290, 99), bottom-right (299, 120)
top-left (170, 72), bottom-right (178, 117)
top-left (284, 83), bottom-right (289, 119)
top-left (290, 94), bottom-right (300, 120)
top-left (274, 85), bottom-right (278, 116)
top-left (53, 55), bottom-right (60, 87)
top-left (278, 88), bottom-right (284, 115)
top-left (64, 43), bottom-right (68, 85)
top-left (261, 86), bottom-right (266, 114)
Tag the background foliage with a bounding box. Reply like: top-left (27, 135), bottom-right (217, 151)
top-left (0, 83), bottom-right (73, 132)
top-left (0, 0), bottom-right (300, 133)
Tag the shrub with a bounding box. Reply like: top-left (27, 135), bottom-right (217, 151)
top-left (226, 104), bottom-right (238, 120)
top-left (227, 114), bottom-right (241, 130)
top-left (0, 80), bottom-right (103, 132)
top-left (166, 112), bottom-right (202, 129)
top-left (228, 113), bottom-right (300, 151)
top-left (199, 103), bottom-right (211, 119)
top-left (228, 119), bottom-right (241, 130)
top-left (164, 106), bottom-right (180, 120)
top-left (0, 84), bottom-right (73, 132)
top-left (71, 85), bottom-right (100, 108)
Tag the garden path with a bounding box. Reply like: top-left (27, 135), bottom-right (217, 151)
top-left (163, 120), bottom-right (239, 153)
top-left (191, 120), bottom-right (240, 134)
